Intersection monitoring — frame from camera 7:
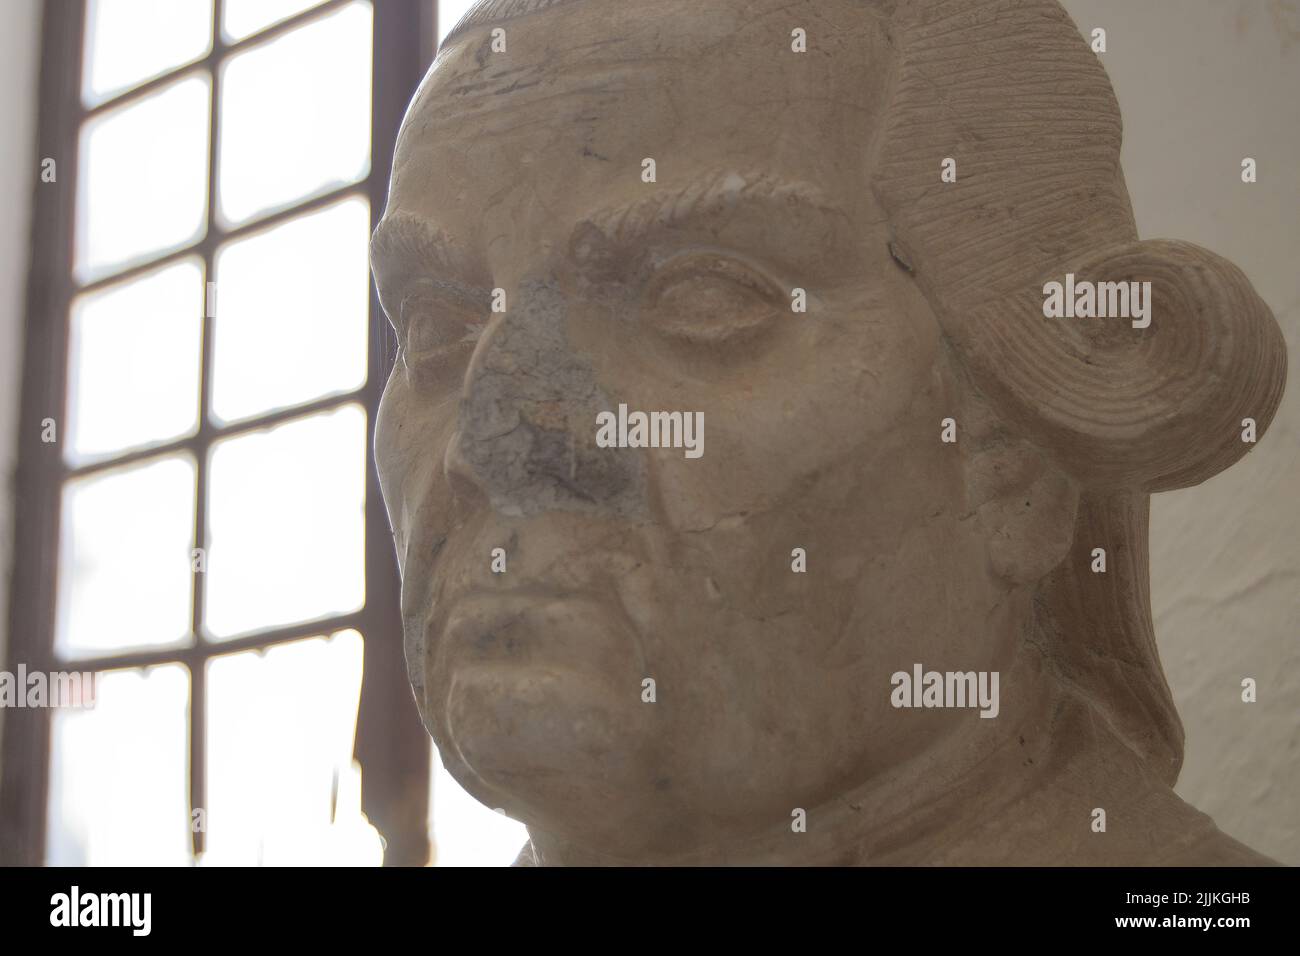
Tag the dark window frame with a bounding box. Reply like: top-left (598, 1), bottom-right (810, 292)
top-left (1, 0), bottom-right (437, 867)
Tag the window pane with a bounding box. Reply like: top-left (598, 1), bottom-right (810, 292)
top-left (211, 198), bottom-right (369, 424)
top-left (66, 258), bottom-right (203, 463)
top-left (217, 2), bottom-right (372, 226)
top-left (76, 75), bottom-right (211, 282)
top-left (46, 664), bottom-right (191, 866)
top-left (82, 0), bottom-right (213, 107)
top-left (222, 0), bottom-right (327, 42)
top-left (56, 455), bottom-right (195, 659)
top-left (205, 405), bottom-right (366, 638)
top-left (430, 745), bottom-right (529, 866)
top-left (203, 630), bottom-right (381, 865)
top-left (439, 0), bottom-right (478, 43)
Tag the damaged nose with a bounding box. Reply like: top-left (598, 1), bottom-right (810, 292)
top-left (453, 279), bottom-right (645, 518)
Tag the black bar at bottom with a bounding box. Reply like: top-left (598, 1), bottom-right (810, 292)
top-left (0, 865), bottom-right (1294, 941)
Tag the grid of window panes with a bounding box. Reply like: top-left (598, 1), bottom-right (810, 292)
top-left (47, 0), bottom-right (381, 865)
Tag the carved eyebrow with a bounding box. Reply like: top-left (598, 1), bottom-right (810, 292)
top-left (371, 213), bottom-right (474, 282)
top-left (574, 170), bottom-right (853, 259)
top-left (370, 213), bottom-right (490, 327)
top-left (373, 171), bottom-right (860, 306)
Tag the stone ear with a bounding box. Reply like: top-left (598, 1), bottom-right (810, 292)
top-left (965, 438), bottom-right (1079, 585)
top-left (945, 239), bottom-right (1286, 491)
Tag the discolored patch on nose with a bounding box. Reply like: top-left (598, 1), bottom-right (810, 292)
top-left (456, 278), bottom-right (646, 517)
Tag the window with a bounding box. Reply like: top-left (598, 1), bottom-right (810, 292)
top-left (1, 0), bottom-right (437, 866)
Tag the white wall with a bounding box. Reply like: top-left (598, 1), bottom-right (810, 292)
top-left (0, 0), bottom-right (42, 779)
top-left (1060, 0), bottom-right (1300, 864)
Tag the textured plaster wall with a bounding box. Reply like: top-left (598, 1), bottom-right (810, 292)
top-left (1060, 0), bottom-right (1300, 864)
top-left (0, 0), bottom-right (43, 783)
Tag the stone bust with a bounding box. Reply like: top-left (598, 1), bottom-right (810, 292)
top-left (370, 0), bottom-right (1287, 865)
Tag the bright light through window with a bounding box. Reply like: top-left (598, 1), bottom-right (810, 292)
top-left (429, 745), bottom-right (528, 866)
top-left (438, 0), bottom-right (477, 43)
top-left (37, 0), bottom-right (528, 870)
top-left (202, 631), bottom-right (381, 866)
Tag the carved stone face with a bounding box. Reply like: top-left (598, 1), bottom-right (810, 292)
top-left (366, 0), bottom-right (1294, 867)
top-left (371, 0), bottom-right (1026, 858)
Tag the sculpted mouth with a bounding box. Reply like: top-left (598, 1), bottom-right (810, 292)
top-left (439, 595), bottom-right (534, 663)
top-left (431, 588), bottom-right (642, 678)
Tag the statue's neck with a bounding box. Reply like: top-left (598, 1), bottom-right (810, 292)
top-left (523, 616), bottom-right (1201, 866)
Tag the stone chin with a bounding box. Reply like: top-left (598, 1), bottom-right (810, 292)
top-left (426, 591), bottom-right (667, 845)
top-left (437, 666), bottom-right (669, 853)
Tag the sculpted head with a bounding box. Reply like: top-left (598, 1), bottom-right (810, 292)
top-left (371, 0), bottom-right (1286, 864)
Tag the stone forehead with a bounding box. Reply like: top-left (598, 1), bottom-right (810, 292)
top-left (444, 0), bottom-right (901, 46)
top-left (443, 0), bottom-right (587, 45)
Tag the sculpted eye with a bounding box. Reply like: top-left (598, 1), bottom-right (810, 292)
top-left (399, 285), bottom-right (487, 381)
top-left (643, 252), bottom-right (784, 345)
